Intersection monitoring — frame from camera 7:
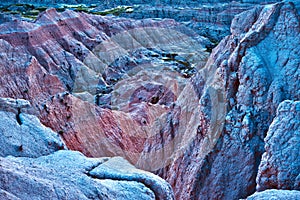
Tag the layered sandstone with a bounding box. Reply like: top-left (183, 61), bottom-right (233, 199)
top-left (0, 1), bottom-right (299, 200)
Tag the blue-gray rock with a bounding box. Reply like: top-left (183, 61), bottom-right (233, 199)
top-left (162, 2), bottom-right (300, 199)
top-left (0, 97), bottom-right (66, 158)
top-left (256, 100), bottom-right (300, 191)
top-left (246, 189), bottom-right (300, 200)
top-left (89, 157), bottom-right (174, 200)
top-left (0, 150), bottom-right (171, 200)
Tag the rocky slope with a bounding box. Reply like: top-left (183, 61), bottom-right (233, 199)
top-left (0, 7), bottom-right (208, 162)
top-left (0, 98), bottom-right (174, 200)
top-left (0, 1), bottom-right (299, 200)
top-left (163, 2), bottom-right (300, 199)
top-left (0, 6), bottom-right (200, 200)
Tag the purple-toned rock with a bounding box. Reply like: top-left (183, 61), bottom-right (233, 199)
top-left (0, 7), bottom-right (208, 163)
top-left (160, 2), bottom-right (300, 199)
top-left (0, 2), bottom-right (299, 200)
top-left (256, 100), bottom-right (300, 191)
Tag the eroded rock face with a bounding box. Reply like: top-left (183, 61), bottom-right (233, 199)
top-left (0, 98), bottom-right (173, 200)
top-left (3, 1), bottom-right (296, 43)
top-left (0, 8), bottom-right (208, 164)
top-left (246, 189), bottom-right (300, 200)
top-left (160, 2), bottom-right (300, 199)
top-left (0, 150), bottom-right (173, 200)
top-left (0, 1), bottom-right (299, 200)
top-left (256, 100), bottom-right (300, 191)
top-left (0, 97), bottom-right (66, 157)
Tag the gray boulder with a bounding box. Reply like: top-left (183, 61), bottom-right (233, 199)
top-left (0, 150), bottom-right (174, 200)
top-left (0, 97), bottom-right (66, 158)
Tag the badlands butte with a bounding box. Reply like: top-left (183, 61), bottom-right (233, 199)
top-left (0, 0), bottom-right (299, 200)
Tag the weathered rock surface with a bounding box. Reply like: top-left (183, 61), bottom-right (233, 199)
top-left (246, 189), bottom-right (300, 200)
top-left (3, 0), bottom-right (298, 43)
top-left (159, 2), bottom-right (300, 199)
top-left (256, 100), bottom-right (300, 191)
top-left (0, 97), bottom-right (66, 158)
top-left (0, 1), bottom-right (299, 200)
top-left (0, 7), bottom-right (208, 164)
top-left (0, 97), bottom-right (173, 199)
top-left (0, 150), bottom-right (174, 200)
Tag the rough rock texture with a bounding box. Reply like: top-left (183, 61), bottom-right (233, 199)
top-left (0, 97), bottom-right (66, 157)
top-left (256, 100), bottom-right (300, 191)
top-left (246, 189), bottom-right (300, 200)
top-left (0, 1), bottom-right (299, 200)
top-left (0, 98), bottom-right (173, 200)
top-left (160, 2), bottom-right (300, 199)
top-left (3, 1), bottom-right (298, 43)
top-left (0, 7), bottom-right (208, 164)
top-left (89, 156), bottom-right (174, 199)
top-left (0, 150), bottom-right (173, 200)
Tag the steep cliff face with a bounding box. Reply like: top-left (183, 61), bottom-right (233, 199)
top-left (160, 2), bottom-right (300, 199)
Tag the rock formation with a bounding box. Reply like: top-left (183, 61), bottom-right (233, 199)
top-left (160, 2), bottom-right (300, 199)
top-left (3, 0), bottom-right (299, 43)
top-left (0, 151), bottom-right (174, 200)
top-left (0, 98), bottom-right (174, 200)
top-left (246, 189), bottom-right (300, 200)
top-left (0, 98), bottom-right (66, 157)
top-left (0, 7), bottom-right (209, 163)
top-left (0, 7), bottom-right (192, 200)
top-left (256, 100), bottom-right (300, 191)
top-left (0, 1), bottom-right (299, 200)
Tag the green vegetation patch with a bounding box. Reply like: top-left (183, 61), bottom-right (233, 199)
top-left (88, 6), bottom-right (134, 16)
top-left (0, 3), bottom-right (135, 21)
